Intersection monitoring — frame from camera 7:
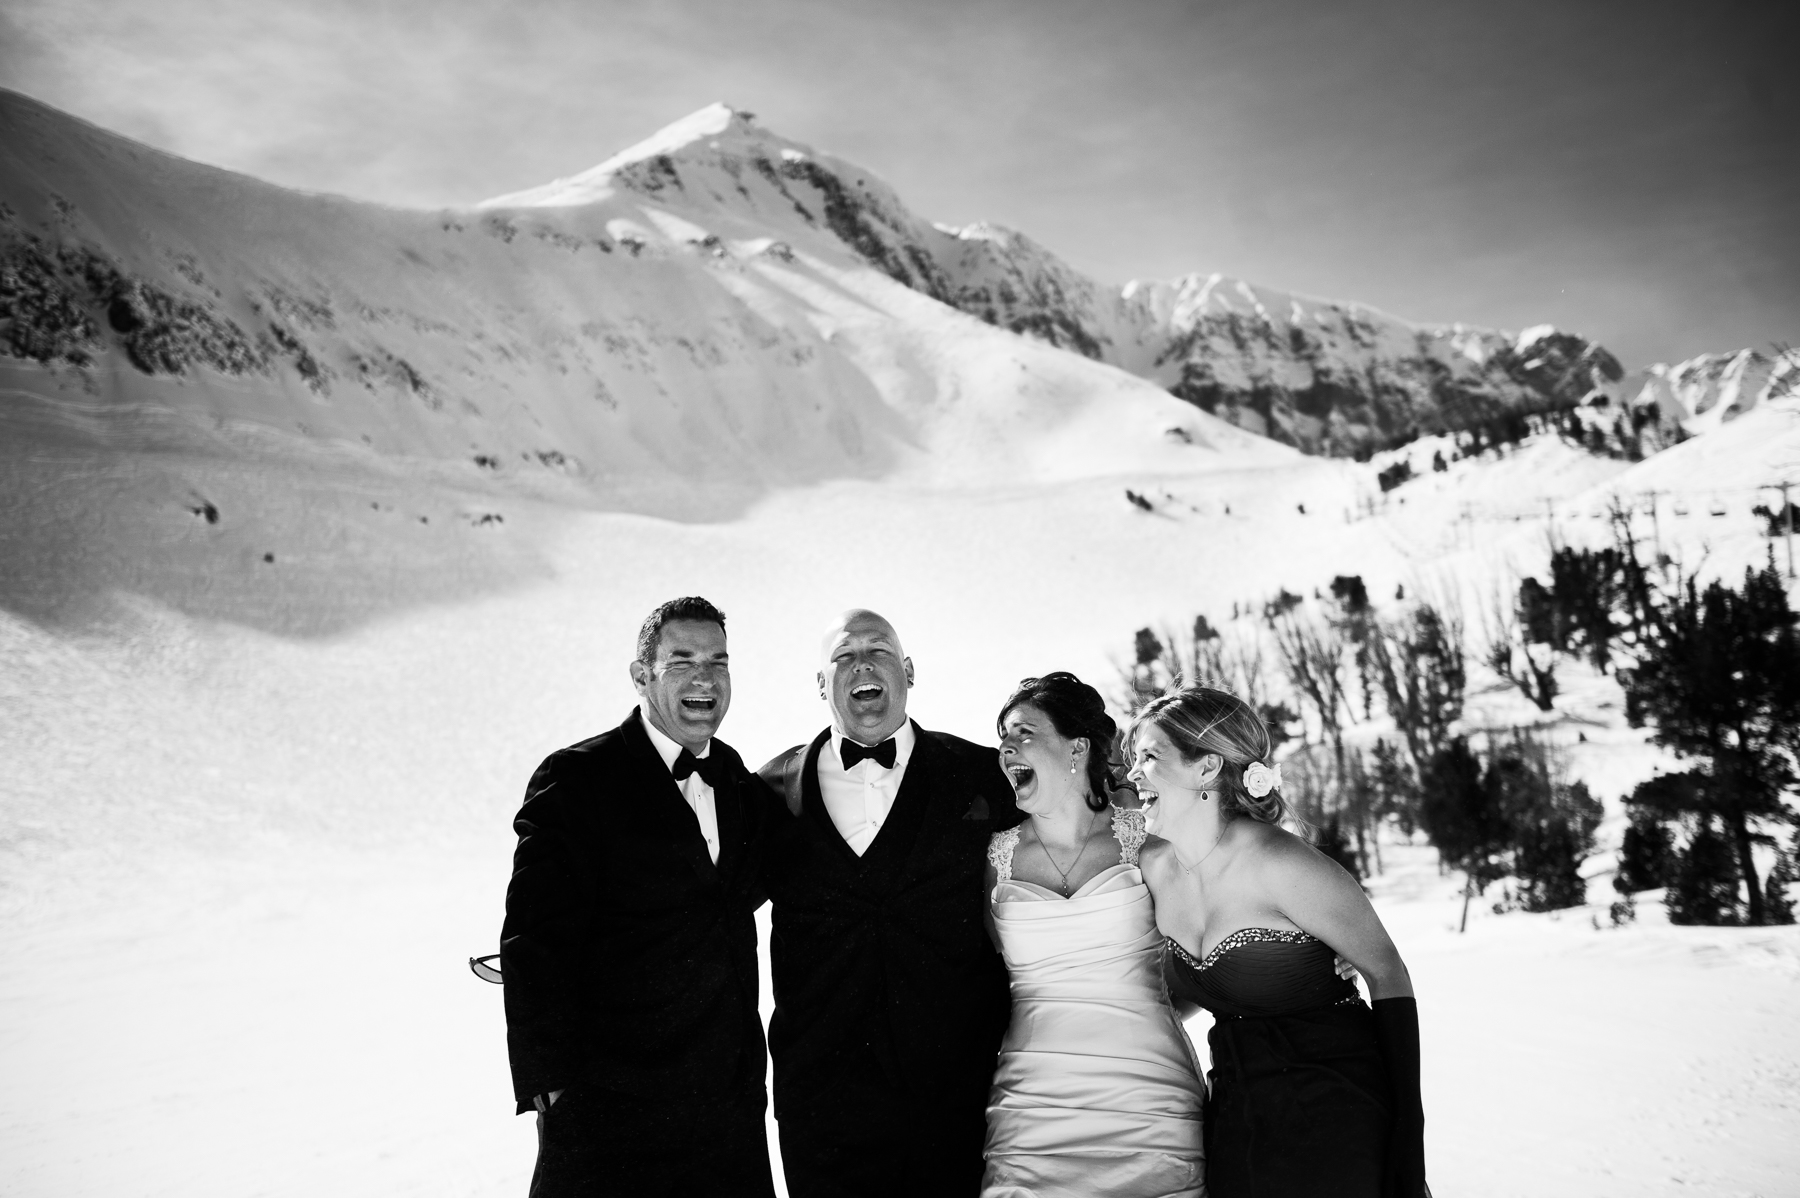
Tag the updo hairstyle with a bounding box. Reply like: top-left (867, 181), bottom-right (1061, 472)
top-left (997, 672), bottom-right (1121, 812)
top-left (1130, 686), bottom-right (1287, 824)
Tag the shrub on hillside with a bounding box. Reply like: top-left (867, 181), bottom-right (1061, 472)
top-left (1665, 818), bottom-right (1743, 926)
top-left (1508, 779), bottom-right (1603, 912)
top-left (1420, 737), bottom-right (1510, 932)
top-left (1614, 806), bottom-right (1677, 895)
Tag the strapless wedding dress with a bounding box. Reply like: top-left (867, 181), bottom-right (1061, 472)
top-left (980, 810), bottom-right (1206, 1198)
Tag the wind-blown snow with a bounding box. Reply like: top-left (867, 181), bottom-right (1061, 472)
top-left (478, 101), bottom-right (738, 208)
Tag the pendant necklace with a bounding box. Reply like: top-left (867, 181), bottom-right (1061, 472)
top-left (1041, 807), bottom-right (1103, 895)
top-left (1175, 809), bottom-right (1232, 875)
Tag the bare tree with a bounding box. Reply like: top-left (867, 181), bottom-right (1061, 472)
top-left (1117, 614), bottom-right (1274, 717)
top-left (1272, 608), bottom-right (1357, 843)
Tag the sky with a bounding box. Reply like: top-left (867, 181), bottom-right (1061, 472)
top-left (2, 0), bottom-right (1795, 369)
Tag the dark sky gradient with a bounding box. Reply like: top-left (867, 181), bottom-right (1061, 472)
top-left (4, 0), bottom-right (1795, 367)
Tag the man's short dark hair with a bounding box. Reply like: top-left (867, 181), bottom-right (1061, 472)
top-left (636, 596), bottom-right (727, 665)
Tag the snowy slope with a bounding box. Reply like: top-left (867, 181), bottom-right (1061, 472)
top-left (0, 90), bottom-right (1272, 500)
top-left (1, 88), bottom-right (1288, 633)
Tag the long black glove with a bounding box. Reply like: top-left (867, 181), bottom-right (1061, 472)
top-left (1372, 996), bottom-right (1430, 1197)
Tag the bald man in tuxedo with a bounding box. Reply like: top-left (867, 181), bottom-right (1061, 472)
top-left (759, 609), bottom-right (1022, 1198)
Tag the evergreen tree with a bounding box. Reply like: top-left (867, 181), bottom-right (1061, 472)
top-left (1487, 575), bottom-right (1559, 712)
top-left (1514, 781), bottom-right (1603, 912)
top-left (1665, 818), bottom-right (1743, 926)
top-left (1120, 627), bottom-right (1168, 711)
top-left (1374, 602), bottom-right (1466, 772)
top-left (1614, 806), bottom-right (1677, 894)
top-left (1371, 737), bottom-right (1420, 835)
top-left (1419, 737), bottom-right (1510, 932)
top-left (1548, 545), bottom-right (1626, 671)
top-left (1482, 734), bottom-right (1602, 913)
top-left (1518, 577), bottom-right (1567, 653)
top-left (1622, 562), bottom-right (1800, 924)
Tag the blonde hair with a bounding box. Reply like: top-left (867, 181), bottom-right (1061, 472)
top-left (1130, 686), bottom-right (1287, 824)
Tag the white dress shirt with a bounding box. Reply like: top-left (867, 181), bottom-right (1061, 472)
top-left (642, 715), bottom-right (721, 865)
top-left (818, 721), bottom-right (916, 856)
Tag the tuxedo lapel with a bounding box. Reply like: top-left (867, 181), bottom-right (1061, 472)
top-left (713, 767), bottom-right (743, 878)
top-left (623, 708), bottom-right (721, 889)
top-left (895, 725), bottom-right (975, 884)
top-left (800, 731), bottom-right (860, 866)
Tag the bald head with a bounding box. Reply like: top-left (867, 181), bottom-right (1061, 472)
top-left (818, 609), bottom-right (914, 744)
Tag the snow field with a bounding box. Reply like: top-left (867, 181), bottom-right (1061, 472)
top-left (5, 453), bottom-right (1800, 1196)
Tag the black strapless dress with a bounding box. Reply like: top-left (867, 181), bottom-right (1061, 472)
top-left (1166, 929), bottom-right (1392, 1198)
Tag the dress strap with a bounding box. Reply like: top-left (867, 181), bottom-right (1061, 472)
top-left (987, 827), bottom-right (1021, 882)
top-left (1111, 806), bottom-right (1148, 867)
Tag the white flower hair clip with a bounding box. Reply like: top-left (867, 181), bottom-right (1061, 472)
top-left (1242, 760), bottom-right (1282, 798)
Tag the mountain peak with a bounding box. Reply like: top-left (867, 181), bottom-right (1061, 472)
top-left (479, 102), bottom-right (768, 209)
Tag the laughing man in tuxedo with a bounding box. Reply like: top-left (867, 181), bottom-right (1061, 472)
top-left (759, 609), bottom-right (1023, 1198)
top-left (499, 596), bottom-right (776, 1198)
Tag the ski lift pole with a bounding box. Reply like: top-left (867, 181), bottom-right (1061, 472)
top-left (1643, 490), bottom-right (1666, 575)
top-left (1779, 481), bottom-right (1796, 579)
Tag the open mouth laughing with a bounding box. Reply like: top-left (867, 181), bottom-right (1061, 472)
top-left (1005, 763), bottom-right (1035, 791)
top-left (849, 682), bottom-right (884, 703)
top-left (679, 695), bottom-right (718, 714)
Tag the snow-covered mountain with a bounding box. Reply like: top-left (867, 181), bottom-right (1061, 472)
top-left (486, 103), bottom-right (1630, 458)
top-left (0, 92), bottom-right (1278, 506)
top-left (3, 89), bottom-right (1631, 490)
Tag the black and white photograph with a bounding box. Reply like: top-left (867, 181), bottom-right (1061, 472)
top-left (2, 2), bottom-right (1797, 1195)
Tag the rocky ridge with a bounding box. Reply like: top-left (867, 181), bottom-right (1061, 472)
top-left (491, 106), bottom-right (1633, 457)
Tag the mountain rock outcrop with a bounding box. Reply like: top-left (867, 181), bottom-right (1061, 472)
top-left (1561, 346), bottom-right (1800, 460)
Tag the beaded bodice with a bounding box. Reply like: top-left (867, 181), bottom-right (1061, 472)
top-left (1164, 927), bottom-right (1357, 1018)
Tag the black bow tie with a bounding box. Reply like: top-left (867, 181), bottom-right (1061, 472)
top-left (840, 737), bottom-right (897, 771)
top-left (672, 748), bottom-right (725, 788)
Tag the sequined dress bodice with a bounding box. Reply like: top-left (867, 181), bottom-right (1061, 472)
top-left (1164, 929), bottom-right (1358, 1019)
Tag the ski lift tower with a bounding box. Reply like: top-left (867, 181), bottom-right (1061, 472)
top-left (1767, 473), bottom-right (1798, 579)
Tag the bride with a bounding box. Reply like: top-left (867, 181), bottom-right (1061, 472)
top-left (981, 672), bottom-right (1205, 1198)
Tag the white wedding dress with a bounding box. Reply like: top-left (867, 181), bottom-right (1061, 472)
top-left (981, 808), bottom-right (1206, 1198)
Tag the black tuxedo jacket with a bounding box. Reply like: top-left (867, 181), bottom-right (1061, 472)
top-left (758, 722), bottom-right (1021, 1126)
top-left (500, 708), bottom-right (770, 1118)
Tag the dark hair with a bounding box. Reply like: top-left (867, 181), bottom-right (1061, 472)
top-left (997, 672), bottom-right (1121, 812)
top-left (636, 596), bottom-right (727, 665)
top-left (1129, 686), bottom-right (1287, 824)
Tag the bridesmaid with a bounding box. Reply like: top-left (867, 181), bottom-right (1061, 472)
top-left (1132, 686), bottom-right (1429, 1198)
